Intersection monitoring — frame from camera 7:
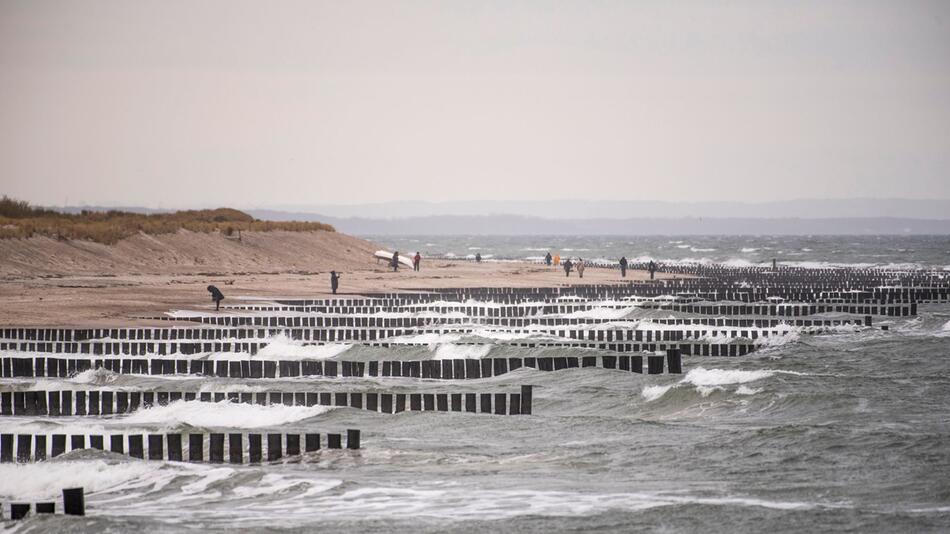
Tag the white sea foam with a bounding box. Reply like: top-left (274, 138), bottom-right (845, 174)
top-left (391, 332), bottom-right (463, 344)
top-left (432, 344), bottom-right (492, 360)
top-left (253, 334), bottom-right (352, 360)
top-left (741, 247), bottom-right (758, 252)
top-left (735, 385), bottom-right (762, 395)
top-left (68, 368), bottom-right (119, 385)
top-left (0, 465), bottom-right (842, 524)
top-left (641, 384), bottom-right (673, 401)
top-left (696, 385), bottom-right (723, 397)
top-left (754, 330), bottom-right (801, 347)
top-left (246, 487), bottom-right (832, 520)
top-left (563, 307), bottom-right (637, 320)
top-left (642, 367), bottom-right (804, 401)
top-left (468, 329), bottom-right (540, 341)
top-left (123, 400), bottom-right (332, 428)
top-left (0, 460), bottom-right (162, 500)
top-left (681, 368), bottom-right (779, 387)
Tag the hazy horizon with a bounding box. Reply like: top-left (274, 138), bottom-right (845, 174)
top-left (38, 197), bottom-right (950, 220)
top-left (2, 1), bottom-right (949, 207)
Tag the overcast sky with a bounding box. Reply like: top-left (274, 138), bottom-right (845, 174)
top-left (1, 0), bottom-right (948, 208)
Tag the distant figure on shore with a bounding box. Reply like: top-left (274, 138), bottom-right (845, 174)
top-left (648, 260), bottom-right (657, 280)
top-left (392, 251), bottom-right (400, 272)
top-left (330, 271), bottom-right (341, 294)
top-left (619, 256), bottom-right (628, 277)
top-left (413, 252), bottom-right (422, 271)
top-left (772, 258), bottom-right (777, 271)
top-left (563, 258), bottom-right (573, 277)
top-left (577, 258), bottom-right (585, 278)
top-left (475, 252), bottom-right (482, 263)
top-left (554, 254), bottom-right (561, 267)
top-left (207, 285), bottom-right (224, 311)
top-left (544, 252), bottom-right (552, 266)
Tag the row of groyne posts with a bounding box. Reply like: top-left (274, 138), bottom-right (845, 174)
top-left (2, 488), bottom-right (84, 519)
top-left (1, 264), bottom-right (948, 520)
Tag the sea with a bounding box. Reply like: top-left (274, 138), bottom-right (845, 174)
top-left (369, 234), bottom-right (950, 270)
top-left (1, 235), bottom-right (949, 533)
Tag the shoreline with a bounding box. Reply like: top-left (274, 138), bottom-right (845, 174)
top-left (0, 260), bottom-right (682, 327)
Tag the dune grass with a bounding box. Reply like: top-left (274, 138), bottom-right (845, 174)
top-left (0, 196), bottom-right (334, 245)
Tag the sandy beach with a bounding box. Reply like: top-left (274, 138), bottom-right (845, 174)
top-left (0, 231), bottom-right (677, 327)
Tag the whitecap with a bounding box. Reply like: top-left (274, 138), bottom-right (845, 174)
top-left (640, 384), bottom-right (673, 402)
top-left (735, 385), bottom-right (762, 395)
top-left (123, 400), bottom-right (332, 429)
top-left (432, 343), bottom-right (492, 360)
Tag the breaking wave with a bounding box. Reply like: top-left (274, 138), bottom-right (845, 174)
top-left (122, 400), bottom-right (333, 429)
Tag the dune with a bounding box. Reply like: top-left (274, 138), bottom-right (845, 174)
top-left (0, 229), bottom-right (378, 279)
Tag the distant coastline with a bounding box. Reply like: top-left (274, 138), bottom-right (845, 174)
top-left (252, 212), bottom-right (950, 236)
top-left (39, 198), bottom-right (950, 235)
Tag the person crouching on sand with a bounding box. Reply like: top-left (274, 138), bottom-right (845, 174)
top-left (577, 258), bottom-right (585, 278)
top-left (563, 258), bottom-right (573, 277)
top-left (330, 271), bottom-right (341, 294)
top-left (207, 285), bottom-right (225, 311)
top-left (413, 252), bottom-right (421, 271)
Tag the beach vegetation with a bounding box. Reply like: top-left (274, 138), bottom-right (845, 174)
top-left (0, 196), bottom-right (334, 245)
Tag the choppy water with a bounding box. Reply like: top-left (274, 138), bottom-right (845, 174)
top-left (2, 236), bottom-right (950, 533)
top-left (370, 234), bottom-right (950, 269)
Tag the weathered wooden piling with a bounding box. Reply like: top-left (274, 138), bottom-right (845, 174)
top-left (63, 487), bottom-right (85, 516)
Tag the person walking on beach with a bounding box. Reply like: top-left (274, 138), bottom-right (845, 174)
top-left (554, 254), bottom-right (561, 267)
top-left (207, 285), bottom-right (225, 311)
top-left (392, 251), bottom-right (400, 272)
top-left (413, 252), bottom-right (422, 271)
top-left (475, 253), bottom-right (482, 263)
top-left (576, 258), bottom-right (586, 278)
top-left (648, 260), bottom-right (657, 280)
top-left (545, 252), bottom-right (552, 266)
top-left (563, 258), bottom-right (573, 277)
top-left (619, 256), bottom-right (628, 278)
top-left (330, 271), bottom-right (341, 294)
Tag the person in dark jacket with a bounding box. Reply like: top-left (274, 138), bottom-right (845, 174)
top-left (475, 253), bottom-right (482, 263)
top-left (648, 260), bottom-right (657, 280)
top-left (207, 285), bottom-right (224, 311)
top-left (619, 256), bottom-right (628, 278)
top-left (330, 271), bottom-right (341, 294)
top-left (544, 252), bottom-right (552, 266)
top-left (413, 252), bottom-right (421, 271)
top-left (392, 251), bottom-right (400, 272)
top-left (563, 258), bottom-right (573, 277)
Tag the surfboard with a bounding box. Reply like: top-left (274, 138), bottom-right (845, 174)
top-left (375, 250), bottom-right (416, 268)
